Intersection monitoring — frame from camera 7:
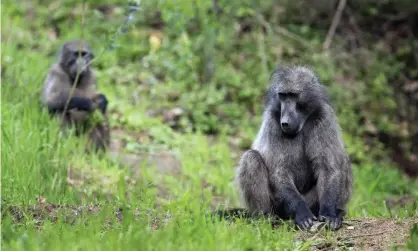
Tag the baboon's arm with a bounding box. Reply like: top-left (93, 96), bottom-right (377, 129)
top-left (315, 166), bottom-right (343, 229)
top-left (307, 113), bottom-right (347, 230)
top-left (43, 67), bottom-right (98, 113)
top-left (271, 172), bottom-right (317, 229)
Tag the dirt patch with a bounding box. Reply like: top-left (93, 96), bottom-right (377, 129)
top-left (297, 218), bottom-right (418, 250)
top-left (110, 151), bottom-right (181, 175)
top-left (2, 204), bottom-right (104, 225)
top-left (1, 203), bottom-right (168, 229)
top-left (108, 129), bottom-right (182, 175)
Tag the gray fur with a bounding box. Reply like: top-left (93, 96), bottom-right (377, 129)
top-left (41, 40), bottom-right (110, 153)
top-left (42, 40), bottom-right (97, 111)
top-left (236, 65), bottom-right (353, 230)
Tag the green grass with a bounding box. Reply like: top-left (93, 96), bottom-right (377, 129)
top-left (2, 1), bottom-right (418, 250)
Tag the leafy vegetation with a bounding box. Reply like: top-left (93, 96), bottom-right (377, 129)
top-left (2, 0), bottom-right (418, 250)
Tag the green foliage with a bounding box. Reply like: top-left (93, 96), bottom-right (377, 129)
top-left (407, 224), bottom-right (418, 250)
top-left (2, 0), bottom-right (418, 250)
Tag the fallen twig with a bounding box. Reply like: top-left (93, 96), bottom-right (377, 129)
top-left (256, 13), bottom-right (313, 49)
top-left (275, 26), bottom-right (313, 49)
top-left (323, 0), bottom-right (347, 50)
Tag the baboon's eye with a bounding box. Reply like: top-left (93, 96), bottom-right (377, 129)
top-left (278, 92), bottom-right (287, 99)
top-left (73, 51), bottom-right (88, 57)
top-left (278, 92), bottom-right (297, 99)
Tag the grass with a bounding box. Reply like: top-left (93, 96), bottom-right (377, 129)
top-left (2, 1), bottom-right (418, 250)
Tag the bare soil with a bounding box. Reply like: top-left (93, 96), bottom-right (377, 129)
top-left (297, 218), bottom-right (418, 251)
top-left (108, 129), bottom-right (182, 175)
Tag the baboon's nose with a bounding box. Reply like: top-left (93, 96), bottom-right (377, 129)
top-left (281, 122), bottom-right (289, 130)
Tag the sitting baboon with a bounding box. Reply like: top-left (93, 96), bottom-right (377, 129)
top-left (41, 40), bottom-right (110, 153)
top-left (235, 65), bottom-right (353, 230)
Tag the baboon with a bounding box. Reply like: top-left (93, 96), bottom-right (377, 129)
top-left (234, 65), bottom-right (353, 230)
top-left (41, 40), bottom-right (110, 153)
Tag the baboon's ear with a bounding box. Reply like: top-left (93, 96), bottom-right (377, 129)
top-left (57, 43), bottom-right (68, 62)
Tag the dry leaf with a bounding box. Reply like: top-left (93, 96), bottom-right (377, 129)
top-left (36, 196), bottom-right (46, 204)
top-left (309, 221), bottom-right (326, 232)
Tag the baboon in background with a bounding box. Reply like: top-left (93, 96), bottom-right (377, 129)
top-left (234, 65), bottom-right (353, 230)
top-left (41, 40), bottom-right (110, 153)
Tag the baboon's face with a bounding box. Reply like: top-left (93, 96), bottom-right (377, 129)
top-left (268, 66), bottom-right (325, 136)
top-left (61, 42), bottom-right (94, 79)
top-left (277, 91), bottom-right (310, 136)
top-left (67, 49), bottom-right (94, 78)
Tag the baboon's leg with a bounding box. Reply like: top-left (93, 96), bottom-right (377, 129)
top-left (236, 150), bottom-right (273, 215)
top-left (87, 123), bottom-right (110, 153)
top-left (303, 185), bottom-right (346, 217)
top-left (271, 174), bottom-right (317, 230)
top-left (316, 169), bottom-right (346, 230)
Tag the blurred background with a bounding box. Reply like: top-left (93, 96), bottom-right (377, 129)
top-left (1, 0), bottom-right (418, 249)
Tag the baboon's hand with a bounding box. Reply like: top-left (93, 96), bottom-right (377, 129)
top-left (94, 94), bottom-right (108, 114)
top-left (294, 210), bottom-right (317, 230)
top-left (318, 215), bottom-right (342, 230)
